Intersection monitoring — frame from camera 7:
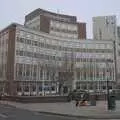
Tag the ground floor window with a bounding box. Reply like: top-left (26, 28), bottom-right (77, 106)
top-left (24, 86), bottom-right (29, 92)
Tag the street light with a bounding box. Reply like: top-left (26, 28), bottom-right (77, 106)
top-left (106, 60), bottom-right (110, 110)
top-left (106, 59), bottom-right (116, 110)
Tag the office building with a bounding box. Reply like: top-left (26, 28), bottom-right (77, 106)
top-left (0, 9), bottom-right (116, 96)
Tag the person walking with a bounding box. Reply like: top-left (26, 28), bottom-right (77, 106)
top-left (75, 99), bottom-right (79, 107)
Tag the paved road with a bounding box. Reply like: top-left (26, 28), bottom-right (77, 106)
top-left (0, 104), bottom-right (74, 120)
top-left (0, 104), bottom-right (118, 120)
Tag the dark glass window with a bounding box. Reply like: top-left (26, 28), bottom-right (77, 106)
top-left (26, 39), bottom-right (31, 45)
top-left (19, 38), bottom-right (25, 43)
top-left (24, 86), bottom-right (29, 92)
top-left (39, 86), bottom-right (42, 91)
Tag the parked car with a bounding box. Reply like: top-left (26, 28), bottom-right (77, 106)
top-left (67, 89), bottom-right (89, 102)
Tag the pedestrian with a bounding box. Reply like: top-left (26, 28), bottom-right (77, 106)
top-left (75, 96), bottom-right (80, 107)
top-left (76, 100), bottom-right (79, 107)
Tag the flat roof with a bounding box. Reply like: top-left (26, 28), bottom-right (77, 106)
top-left (25, 8), bottom-right (77, 23)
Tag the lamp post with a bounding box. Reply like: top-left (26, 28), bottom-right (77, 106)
top-left (106, 61), bottom-right (110, 110)
top-left (106, 59), bottom-right (116, 110)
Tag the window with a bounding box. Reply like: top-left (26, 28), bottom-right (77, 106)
top-left (18, 64), bottom-right (23, 76)
top-left (90, 72), bottom-right (93, 78)
top-left (34, 53), bottom-right (37, 58)
top-left (32, 86), bottom-right (36, 91)
top-left (26, 64), bottom-right (30, 76)
top-left (19, 51), bottom-right (24, 56)
top-left (46, 71), bottom-right (49, 80)
top-left (96, 71), bottom-right (99, 77)
top-left (77, 72), bottom-right (80, 80)
top-left (27, 52), bottom-right (33, 57)
top-left (83, 72), bottom-right (86, 79)
top-left (33, 72), bottom-right (36, 78)
top-left (16, 50), bottom-right (20, 55)
top-left (109, 86), bottom-right (112, 89)
top-left (103, 86), bottom-right (106, 90)
top-left (76, 86), bottom-right (80, 89)
top-left (83, 85), bottom-right (87, 89)
top-left (39, 86), bottom-right (42, 91)
top-left (89, 84), bottom-right (93, 90)
top-left (51, 86), bottom-right (55, 91)
top-left (19, 38), bottom-right (25, 43)
top-left (118, 51), bottom-right (120, 56)
top-left (53, 56), bottom-right (55, 60)
top-left (41, 43), bottom-right (44, 47)
top-left (26, 71), bottom-right (30, 76)
top-left (26, 39), bottom-right (31, 45)
top-left (34, 41), bottom-right (38, 46)
top-left (24, 86), bottom-right (29, 92)
top-left (40, 69), bottom-right (43, 80)
top-left (33, 65), bottom-right (37, 78)
top-left (16, 37), bottom-right (20, 42)
top-left (32, 41), bottom-right (38, 46)
top-left (17, 86), bottom-right (22, 92)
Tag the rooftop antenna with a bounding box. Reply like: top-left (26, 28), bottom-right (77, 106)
top-left (57, 9), bottom-right (60, 14)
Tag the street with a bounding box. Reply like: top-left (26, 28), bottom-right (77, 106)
top-left (0, 104), bottom-right (74, 120)
top-left (0, 103), bottom-right (82, 120)
top-left (0, 103), bottom-right (118, 120)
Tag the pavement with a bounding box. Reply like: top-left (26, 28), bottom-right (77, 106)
top-left (0, 104), bottom-right (79, 120)
top-left (0, 104), bottom-right (119, 120)
top-left (1, 100), bottom-right (120, 119)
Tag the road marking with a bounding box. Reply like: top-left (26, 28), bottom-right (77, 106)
top-left (0, 113), bottom-right (8, 118)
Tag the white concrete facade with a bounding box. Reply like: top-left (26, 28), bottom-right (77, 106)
top-left (0, 12), bottom-right (118, 96)
top-left (93, 16), bottom-right (116, 41)
top-left (10, 24), bottom-right (115, 96)
top-left (92, 15), bottom-right (120, 86)
top-left (50, 20), bottom-right (78, 39)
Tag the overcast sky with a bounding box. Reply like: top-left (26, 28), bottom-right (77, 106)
top-left (1, 0), bottom-right (120, 38)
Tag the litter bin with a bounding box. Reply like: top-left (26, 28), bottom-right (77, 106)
top-left (90, 94), bottom-right (96, 106)
top-left (108, 95), bottom-right (116, 110)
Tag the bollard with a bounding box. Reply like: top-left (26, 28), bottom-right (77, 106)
top-left (108, 95), bottom-right (116, 110)
top-left (90, 95), bottom-right (96, 106)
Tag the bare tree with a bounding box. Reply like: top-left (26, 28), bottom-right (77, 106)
top-left (58, 51), bottom-right (75, 95)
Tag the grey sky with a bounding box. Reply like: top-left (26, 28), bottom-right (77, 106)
top-left (1, 0), bottom-right (120, 38)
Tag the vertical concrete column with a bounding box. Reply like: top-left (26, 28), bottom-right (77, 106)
top-left (102, 68), bottom-right (104, 90)
top-left (87, 83), bottom-right (89, 90)
top-left (21, 83), bottom-right (23, 95)
top-left (72, 71), bottom-right (76, 90)
top-left (42, 69), bottom-right (44, 96)
top-left (35, 65), bottom-right (38, 96)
